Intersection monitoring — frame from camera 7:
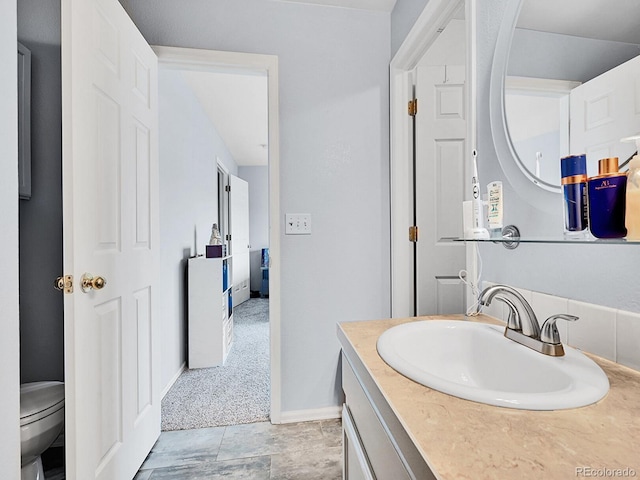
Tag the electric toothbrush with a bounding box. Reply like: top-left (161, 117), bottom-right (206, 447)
top-left (466, 149), bottom-right (490, 240)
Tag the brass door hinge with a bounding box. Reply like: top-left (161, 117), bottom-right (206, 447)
top-left (408, 99), bottom-right (418, 117)
top-left (409, 226), bottom-right (419, 242)
top-left (54, 275), bottom-right (74, 294)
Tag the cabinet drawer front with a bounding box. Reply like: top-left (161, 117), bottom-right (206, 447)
top-left (342, 354), bottom-right (411, 480)
top-left (343, 404), bottom-right (375, 480)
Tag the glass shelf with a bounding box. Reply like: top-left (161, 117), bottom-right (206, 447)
top-left (449, 236), bottom-right (640, 245)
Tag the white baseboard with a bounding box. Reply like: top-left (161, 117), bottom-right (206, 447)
top-left (277, 405), bottom-right (343, 424)
top-left (161, 362), bottom-right (186, 399)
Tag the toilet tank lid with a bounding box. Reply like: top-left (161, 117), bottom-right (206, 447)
top-left (20, 381), bottom-right (64, 419)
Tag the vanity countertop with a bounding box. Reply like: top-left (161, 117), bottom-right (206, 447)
top-left (338, 314), bottom-right (640, 480)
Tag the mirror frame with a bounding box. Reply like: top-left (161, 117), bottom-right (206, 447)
top-left (489, 0), bottom-right (560, 213)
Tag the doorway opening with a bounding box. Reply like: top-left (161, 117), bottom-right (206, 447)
top-left (390, 0), bottom-right (477, 317)
top-left (155, 46), bottom-right (281, 429)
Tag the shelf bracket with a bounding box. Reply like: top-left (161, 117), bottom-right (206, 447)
top-left (499, 225), bottom-right (521, 250)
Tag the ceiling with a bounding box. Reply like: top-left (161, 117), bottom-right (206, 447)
top-left (183, 70), bottom-right (269, 167)
top-left (518, 0), bottom-right (640, 45)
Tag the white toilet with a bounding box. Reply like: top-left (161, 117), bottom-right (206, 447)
top-left (20, 381), bottom-right (65, 480)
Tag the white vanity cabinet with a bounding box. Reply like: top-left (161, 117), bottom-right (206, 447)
top-left (188, 256), bottom-right (233, 368)
top-left (340, 340), bottom-right (437, 480)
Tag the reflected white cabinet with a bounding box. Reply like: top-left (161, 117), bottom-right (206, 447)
top-left (188, 256), bottom-right (233, 368)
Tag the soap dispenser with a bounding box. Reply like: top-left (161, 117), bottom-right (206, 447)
top-left (626, 154), bottom-right (640, 240)
top-left (622, 135), bottom-right (640, 240)
top-left (587, 157), bottom-right (627, 239)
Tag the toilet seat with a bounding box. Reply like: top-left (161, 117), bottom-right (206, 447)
top-left (20, 381), bottom-right (65, 427)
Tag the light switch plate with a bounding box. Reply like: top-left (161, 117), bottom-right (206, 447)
top-left (285, 213), bottom-right (312, 235)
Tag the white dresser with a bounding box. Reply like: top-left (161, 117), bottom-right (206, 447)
top-left (187, 256), bottom-right (233, 368)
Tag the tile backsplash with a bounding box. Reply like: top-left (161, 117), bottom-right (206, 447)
top-left (481, 281), bottom-right (640, 371)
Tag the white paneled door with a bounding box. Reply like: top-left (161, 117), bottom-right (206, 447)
top-left (570, 54), bottom-right (640, 168)
top-left (61, 0), bottom-right (160, 478)
top-left (230, 175), bottom-right (251, 305)
top-left (415, 65), bottom-right (466, 315)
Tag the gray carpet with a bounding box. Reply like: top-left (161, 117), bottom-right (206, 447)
top-left (161, 298), bottom-right (270, 431)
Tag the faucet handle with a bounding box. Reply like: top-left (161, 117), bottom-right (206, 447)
top-left (540, 314), bottom-right (578, 345)
top-left (499, 297), bottom-right (522, 331)
top-left (479, 293), bottom-right (522, 331)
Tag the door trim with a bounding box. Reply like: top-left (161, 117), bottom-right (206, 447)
top-left (1, 0), bottom-right (20, 475)
top-left (153, 46), bottom-right (283, 423)
top-left (390, 0), bottom-right (477, 317)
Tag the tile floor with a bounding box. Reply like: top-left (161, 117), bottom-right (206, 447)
top-left (134, 419), bottom-right (343, 480)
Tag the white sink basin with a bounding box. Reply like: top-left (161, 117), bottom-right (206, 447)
top-left (376, 320), bottom-right (609, 410)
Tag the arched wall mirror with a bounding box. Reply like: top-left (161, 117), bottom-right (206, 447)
top-left (490, 0), bottom-right (640, 211)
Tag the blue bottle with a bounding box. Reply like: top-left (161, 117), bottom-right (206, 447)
top-left (588, 157), bottom-right (627, 239)
top-left (561, 155), bottom-right (588, 234)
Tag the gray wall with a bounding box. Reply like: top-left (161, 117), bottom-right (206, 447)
top-left (119, 0), bottom-right (391, 413)
top-left (0, 0), bottom-right (21, 474)
top-left (238, 166), bottom-right (269, 293)
top-left (159, 69), bottom-right (238, 388)
top-left (476, 0), bottom-right (640, 314)
top-left (17, 0), bottom-right (64, 383)
top-left (391, 0), bottom-right (429, 58)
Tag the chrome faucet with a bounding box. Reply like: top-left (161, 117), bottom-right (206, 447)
top-left (478, 285), bottom-right (578, 357)
top-left (478, 285), bottom-right (541, 338)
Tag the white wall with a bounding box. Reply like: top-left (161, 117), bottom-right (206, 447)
top-left (238, 166), bottom-right (268, 292)
top-left (158, 69), bottom-right (238, 388)
top-left (475, 0), bottom-right (640, 314)
top-left (120, 0), bottom-right (391, 414)
top-left (0, 0), bottom-right (22, 475)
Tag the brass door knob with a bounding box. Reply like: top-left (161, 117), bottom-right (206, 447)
top-left (81, 273), bottom-right (107, 293)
